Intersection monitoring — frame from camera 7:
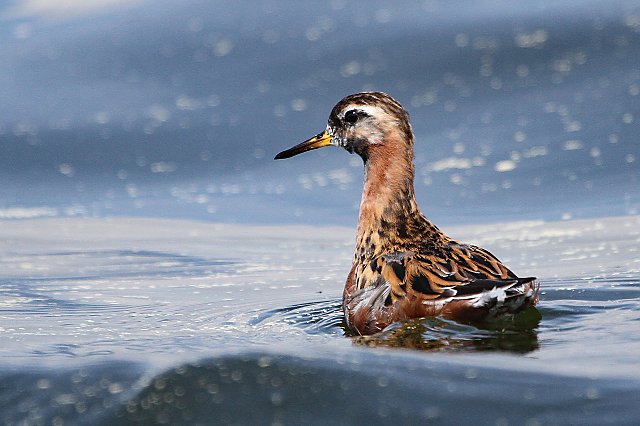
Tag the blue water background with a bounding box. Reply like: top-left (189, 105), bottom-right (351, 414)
top-left (1, 0), bottom-right (639, 224)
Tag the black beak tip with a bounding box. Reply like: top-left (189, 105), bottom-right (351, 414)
top-left (274, 151), bottom-right (286, 160)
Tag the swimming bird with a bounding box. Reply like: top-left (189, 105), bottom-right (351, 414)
top-left (275, 92), bottom-right (538, 336)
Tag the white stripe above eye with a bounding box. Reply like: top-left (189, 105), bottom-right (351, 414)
top-left (339, 104), bottom-right (385, 119)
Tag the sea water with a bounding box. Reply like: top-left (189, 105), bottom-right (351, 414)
top-left (1, 217), bottom-right (639, 424)
top-left (1, 0), bottom-right (640, 424)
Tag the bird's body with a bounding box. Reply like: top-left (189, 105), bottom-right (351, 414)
top-left (276, 92), bottom-right (538, 336)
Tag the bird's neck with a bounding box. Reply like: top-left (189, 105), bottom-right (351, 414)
top-left (355, 135), bottom-right (422, 258)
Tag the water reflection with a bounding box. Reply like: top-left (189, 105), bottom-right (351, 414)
top-left (353, 308), bottom-right (541, 353)
top-left (252, 298), bottom-right (541, 353)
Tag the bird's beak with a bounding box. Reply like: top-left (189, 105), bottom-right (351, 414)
top-left (274, 130), bottom-right (333, 160)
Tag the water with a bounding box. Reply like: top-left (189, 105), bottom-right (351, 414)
top-left (1, 217), bottom-right (639, 424)
top-left (1, 0), bottom-right (640, 424)
top-left (1, 0), bottom-right (639, 225)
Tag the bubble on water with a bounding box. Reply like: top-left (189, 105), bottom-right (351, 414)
top-left (213, 38), bottom-right (234, 57)
top-left (270, 391), bottom-right (284, 406)
top-left (622, 113), bottom-right (634, 124)
top-left (58, 163), bottom-right (75, 177)
top-left (481, 183), bottom-right (497, 192)
top-left (553, 59), bottom-right (572, 73)
top-left (94, 111), bottom-right (110, 124)
top-left (563, 140), bottom-right (583, 151)
top-left (298, 174), bottom-right (313, 190)
top-left (515, 30), bottom-right (548, 48)
top-left (36, 379), bottom-right (51, 389)
top-left (624, 13), bottom-right (640, 31)
top-left (13, 121), bottom-right (38, 136)
top-left (495, 160), bottom-right (516, 172)
top-left (108, 382), bottom-right (125, 395)
top-left (424, 90), bottom-right (438, 106)
top-left (543, 102), bottom-right (556, 113)
top-left (450, 173), bottom-right (463, 185)
top-left (575, 50), bottom-right (588, 65)
top-left (273, 104), bottom-right (287, 118)
top-left (328, 169), bottom-right (353, 188)
top-left (176, 95), bottom-right (200, 110)
top-left (341, 61), bottom-right (361, 77)
top-left (146, 104), bottom-right (170, 122)
top-left (523, 146), bottom-right (548, 158)
top-left (453, 143), bottom-right (465, 154)
top-left (290, 98), bottom-right (307, 112)
top-left (490, 78), bottom-right (502, 90)
top-left (464, 368), bottom-right (478, 379)
top-left (480, 63), bottom-right (493, 77)
top-left (516, 64), bottom-right (530, 77)
top-left (564, 120), bottom-right (581, 132)
top-left (150, 162), bottom-right (176, 174)
top-left (473, 36), bottom-right (499, 50)
top-left (194, 195), bottom-right (208, 204)
top-left (312, 173), bottom-right (328, 187)
top-left (585, 386), bottom-right (600, 400)
top-left (126, 184), bottom-right (139, 198)
top-left (426, 157), bottom-right (484, 172)
top-left (253, 148), bottom-right (265, 159)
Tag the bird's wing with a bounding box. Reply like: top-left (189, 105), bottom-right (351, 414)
top-left (370, 246), bottom-right (535, 306)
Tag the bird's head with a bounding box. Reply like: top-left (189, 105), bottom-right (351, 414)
top-left (274, 91), bottom-right (413, 162)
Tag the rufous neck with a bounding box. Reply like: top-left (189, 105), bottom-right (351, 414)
top-left (356, 138), bottom-right (418, 239)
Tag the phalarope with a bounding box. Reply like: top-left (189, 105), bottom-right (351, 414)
top-left (275, 92), bottom-right (538, 336)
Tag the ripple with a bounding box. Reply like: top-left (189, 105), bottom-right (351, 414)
top-left (250, 300), bottom-right (542, 353)
top-left (249, 299), bottom-right (344, 335)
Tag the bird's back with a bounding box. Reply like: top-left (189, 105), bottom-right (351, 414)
top-left (344, 219), bottom-right (538, 335)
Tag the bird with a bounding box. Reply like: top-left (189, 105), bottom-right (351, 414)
top-left (275, 92), bottom-right (539, 336)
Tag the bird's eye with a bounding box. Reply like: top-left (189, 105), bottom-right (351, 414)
top-left (343, 110), bottom-right (359, 124)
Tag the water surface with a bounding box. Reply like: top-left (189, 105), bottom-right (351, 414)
top-left (1, 216), bottom-right (639, 424)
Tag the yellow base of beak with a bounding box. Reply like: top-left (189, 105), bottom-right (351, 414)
top-left (274, 131), bottom-right (333, 159)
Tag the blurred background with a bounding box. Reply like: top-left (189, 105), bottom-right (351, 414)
top-left (1, 0), bottom-right (639, 226)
